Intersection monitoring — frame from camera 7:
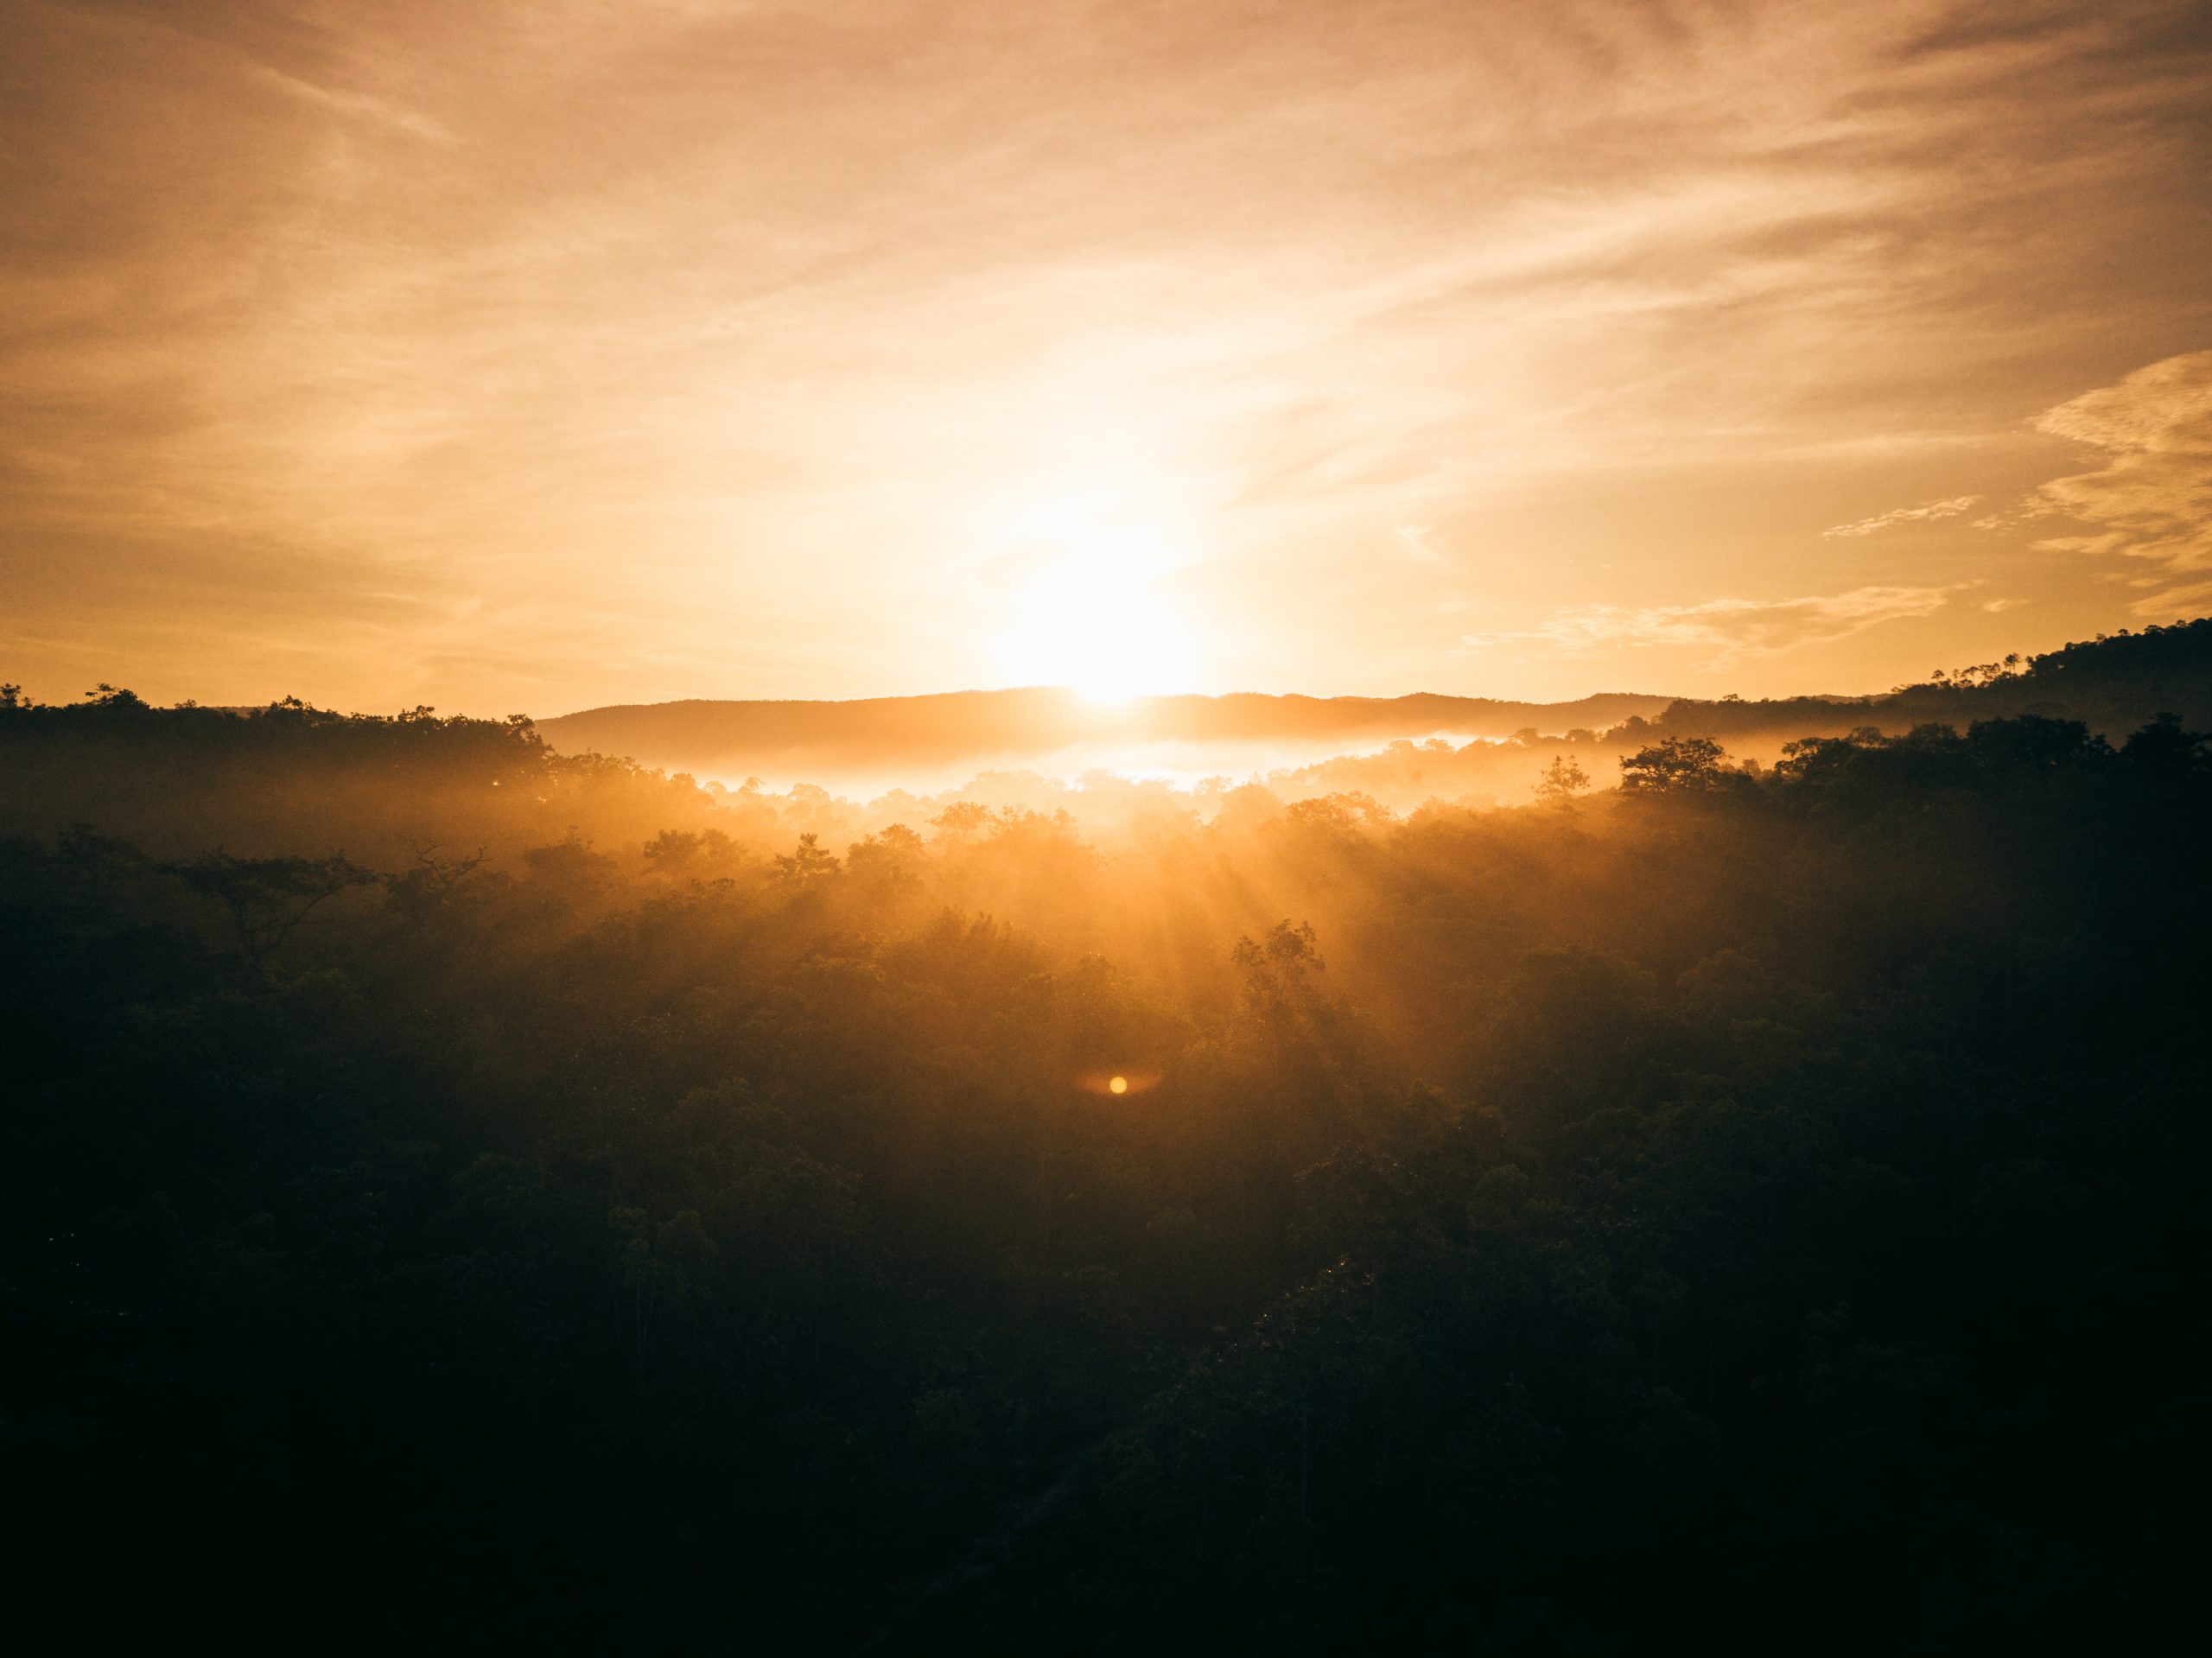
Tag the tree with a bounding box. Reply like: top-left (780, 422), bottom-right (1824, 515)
top-left (1618, 736), bottom-right (1729, 794)
top-left (2120, 711), bottom-right (2207, 777)
top-left (79, 683), bottom-right (151, 715)
top-left (521, 833), bottom-right (616, 896)
top-left (166, 849), bottom-right (375, 969)
top-left (1535, 754), bottom-right (1590, 803)
top-left (845, 823), bottom-right (925, 892)
top-left (1232, 920), bottom-right (1328, 1059)
top-left (385, 842), bottom-right (490, 921)
top-left (643, 828), bottom-right (704, 873)
top-left (1965, 714), bottom-right (2105, 772)
top-left (929, 801), bottom-right (994, 842)
top-left (772, 832), bottom-right (840, 884)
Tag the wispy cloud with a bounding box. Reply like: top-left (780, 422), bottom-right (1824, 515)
top-left (2, 2), bottom-right (2207, 708)
top-left (1466, 585), bottom-right (1963, 658)
top-left (1394, 524), bottom-right (1446, 566)
top-left (1822, 496), bottom-right (1984, 538)
top-left (2028, 349), bottom-right (2212, 616)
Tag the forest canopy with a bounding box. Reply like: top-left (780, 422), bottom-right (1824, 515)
top-left (3, 626), bottom-right (2207, 1648)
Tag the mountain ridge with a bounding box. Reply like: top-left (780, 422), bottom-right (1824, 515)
top-left (535, 686), bottom-right (1679, 778)
top-left (532, 620), bottom-right (2212, 782)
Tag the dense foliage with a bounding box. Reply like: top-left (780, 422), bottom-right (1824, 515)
top-left (3, 674), bottom-right (2206, 1648)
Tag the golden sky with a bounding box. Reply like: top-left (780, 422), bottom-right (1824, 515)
top-left (4, 0), bottom-right (2209, 713)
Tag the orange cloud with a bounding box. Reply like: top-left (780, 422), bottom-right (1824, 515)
top-left (2031, 350), bottom-right (2212, 616)
top-left (1466, 584), bottom-right (1966, 658)
top-left (1823, 497), bottom-right (1984, 538)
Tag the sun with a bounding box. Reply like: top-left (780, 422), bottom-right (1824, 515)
top-left (1109, 1075), bottom-right (1128, 1095)
top-left (1002, 550), bottom-right (1196, 702)
top-left (986, 485), bottom-right (1204, 702)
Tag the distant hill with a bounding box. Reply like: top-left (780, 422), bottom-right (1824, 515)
top-left (531, 620), bottom-right (2212, 789)
top-left (534, 686), bottom-right (1677, 782)
top-left (1639, 618), bottom-right (2212, 751)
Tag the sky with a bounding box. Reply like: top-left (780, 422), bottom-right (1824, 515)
top-left (3, 0), bottom-right (2209, 715)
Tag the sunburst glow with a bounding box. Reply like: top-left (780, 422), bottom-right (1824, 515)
top-left (987, 484), bottom-right (1205, 702)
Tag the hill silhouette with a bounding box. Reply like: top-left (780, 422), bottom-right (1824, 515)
top-left (1626, 619), bottom-right (2212, 751)
top-left (532, 620), bottom-right (2212, 785)
top-left (533, 686), bottom-right (1675, 783)
top-left (6, 624), bottom-right (2205, 852)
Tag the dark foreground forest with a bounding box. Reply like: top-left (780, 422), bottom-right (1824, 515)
top-left (3, 633), bottom-right (2206, 1650)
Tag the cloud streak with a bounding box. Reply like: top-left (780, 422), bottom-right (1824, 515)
top-left (1466, 585), bottom-right (1965, 658)
top-left (1823, 496), bottom-right (1984, 538)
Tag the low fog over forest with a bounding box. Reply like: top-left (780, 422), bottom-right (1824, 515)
top-left (5, 620), bottom-right (2206, 1648)
top-left (531, 618), bottom-right (2212, 803)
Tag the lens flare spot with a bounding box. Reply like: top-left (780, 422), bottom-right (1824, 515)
top-left (1081, 1068), bottom-right (1160, 1097)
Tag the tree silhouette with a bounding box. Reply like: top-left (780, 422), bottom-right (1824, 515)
top-left (1619, 735), bottom-right (1728, 793)
top-left (1535, 753), bottom-right (1590, 802)
top-left (772, 831), bottom-right (841, 883)
top-left (165, 849), bottom-right (375, 969)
